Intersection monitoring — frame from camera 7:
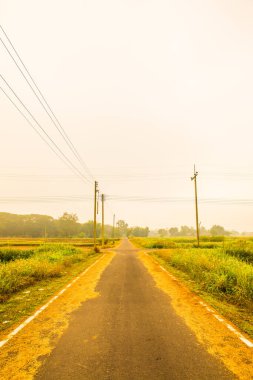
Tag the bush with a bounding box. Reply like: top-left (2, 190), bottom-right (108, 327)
top-left (0, 249), bottom-right (35, 262)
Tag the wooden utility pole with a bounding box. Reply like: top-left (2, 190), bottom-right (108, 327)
top-left (191, 165), bottom-right (200, 247)
top-left (101, 194), bottom-right (105, 247)
top-left (112, 214), bottom-right (115, 244)
top-left (93, 181), bottom-right (99, 250)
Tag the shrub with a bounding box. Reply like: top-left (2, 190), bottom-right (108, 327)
top-left (0, 249), bottom-right (35, 262)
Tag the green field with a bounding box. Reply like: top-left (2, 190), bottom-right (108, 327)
top-left (131, 236), bottom-right (253, 338)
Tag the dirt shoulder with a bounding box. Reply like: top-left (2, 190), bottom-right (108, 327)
top-left (138, 250), bottom-right (253, 380)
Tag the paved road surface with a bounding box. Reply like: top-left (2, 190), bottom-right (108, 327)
top-left (36, 239), bottom-right (234, 380)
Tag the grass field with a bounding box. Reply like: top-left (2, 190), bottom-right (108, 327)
top-left (0, 237), bottom-right (116, 333)
top-left (131, 236), bottom-right (253, 338)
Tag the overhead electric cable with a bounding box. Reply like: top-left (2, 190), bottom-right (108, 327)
top-left (0, 86), bottom-right (77, 174)
top-left (1, 195), bottom-right (253, 205)
top-left (0, 25), bottom-right (94, 181)
top-left (0, 75), bottom-right (91, 184)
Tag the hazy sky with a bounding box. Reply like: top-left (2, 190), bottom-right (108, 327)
top-left (1, 0), bottom-right (253, 231)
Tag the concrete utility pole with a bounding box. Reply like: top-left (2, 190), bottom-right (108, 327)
top-left (112, 214), bottom-right (115, 244)
top-left (101, 194), bottom-right (105, 247)
top-left (191, 165), bottom-right (200, 247)
top-left (93, 181), bottom-right (99, 250)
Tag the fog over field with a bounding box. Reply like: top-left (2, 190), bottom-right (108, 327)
top-left (1, 0), bottom-right (253, 231)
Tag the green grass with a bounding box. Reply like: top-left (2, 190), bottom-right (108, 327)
top-left (154, 248), bottom-right (253, 305)
top-left (0, 246), bottom-right (102, 333)
top-left (0, 248), bottom-right (35, 262)
top-left (131, 236), bottom-right (253, 338)
top-left (147, 248), bottom-right (253, 338)
top-left (0, 244), bottom-right (98, 301)
top-left (0, 238), bottom-right (115, 334)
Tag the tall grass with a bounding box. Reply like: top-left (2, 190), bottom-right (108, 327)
top-left (0, 248), bottom-right (35, 262)
top-left (151, 248), bottom-right (253, 307)
top-left (0, 244), bottom-right (97, 300)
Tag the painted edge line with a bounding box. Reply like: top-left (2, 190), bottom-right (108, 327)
top-left (0, 254), bottom-right (105, 349)
top-left (143, 252), bottom-right (253, 349)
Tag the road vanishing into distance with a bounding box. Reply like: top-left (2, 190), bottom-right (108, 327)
top-left (35, 239), bottom-right (234, 380)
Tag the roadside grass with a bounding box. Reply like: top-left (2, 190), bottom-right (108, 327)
top-left (0, 244), bottom-right (99, 299)
top-left (0, 248), bottom-right (35, 262)
top-left (0, 244), bottom-right (102, 333)
top-left (144, 248), bottom-right (253, 338)
top-left (130, 236), bottom-right (253, 339)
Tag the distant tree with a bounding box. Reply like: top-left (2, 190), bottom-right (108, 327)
top-left (210, 225), bottom-right (230, 236)
top-left (81, 220), bottom-right (101, 238)
top-left (200, 225), bottom-right (209, 236)
top-left (179, 225), bottom-right (195, 236)
top-left (169, 227), bottom-right (179, 236)
top-left (82, 220), bottom-right (94, 238)
top-left (127, 226), bottom-right (149, 237)
top-left (158, 228), bottom-right (168, 237)
top-left (57, 213), bottom-right (79, 237)
top-left (117, 220), bottom-right (128, 237)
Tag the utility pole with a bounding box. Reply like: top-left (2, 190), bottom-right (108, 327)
top-left (191, 165), bottom-right (200, 247)
top-left (93, 181), bottom-right (99, 250)
top-left (112, 214), bottom-right (115, 244)
top-left (101, 194), bottom-right (105, 247)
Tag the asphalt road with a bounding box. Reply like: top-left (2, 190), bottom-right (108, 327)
top-left (36, 239), bottom-right (234, 380)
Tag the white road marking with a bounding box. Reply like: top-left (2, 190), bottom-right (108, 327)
top-left (214, 314), bottom-right (224, 322)
top-left (240, 337), bottom-right (253, 348)
top-left (146, 253), bottom-right (253, 349)
top-left (0, 255), bottom-right (105, 350)
top-left (226, 324), bottom-right (236, 332)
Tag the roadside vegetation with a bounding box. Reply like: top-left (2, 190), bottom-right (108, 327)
top-left (0, 244), bottom-right (95, 301)
top-left (131, 236), bottom-right (253, 338)
top-left (0, 238), bottom-right (116, 333)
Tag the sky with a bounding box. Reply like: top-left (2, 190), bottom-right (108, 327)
top-left (1, 0), bottom-right (253, 231)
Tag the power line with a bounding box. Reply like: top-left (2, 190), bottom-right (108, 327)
top-left (0, 85), bottom-right (79, 176)
top-left (0, 25), bottom-right (94, 182)
top-left (1, 74), bottom-right (92, 184)
top-left (1, 194), bottom-right (253, 205)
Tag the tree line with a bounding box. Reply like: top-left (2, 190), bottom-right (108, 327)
top-left (0, 212), bottom-right (149, 238)
top-left (156, 225), bottom-right (235, 237)
top-left (0, 212), bottom-right (237, 238)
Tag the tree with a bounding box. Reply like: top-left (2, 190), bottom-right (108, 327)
top-left (82, 220), bottom-right (94, 238)
top-left (180, 225), bottom-right (195, 236)
top-left (210, 225), bottom-right (230, 236)
top-left (169, 227), bottom-right (179, 236)
top-left (57, 213), bottom-right (79, 237)
top-left (116, 220), bottom-right (128, 237)
top-left (158, 228), bottom-right (168, 237)
top-left (127, 226), bottom-right (149, 237)
top-left (200, 225), bottom-right (209, 236)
